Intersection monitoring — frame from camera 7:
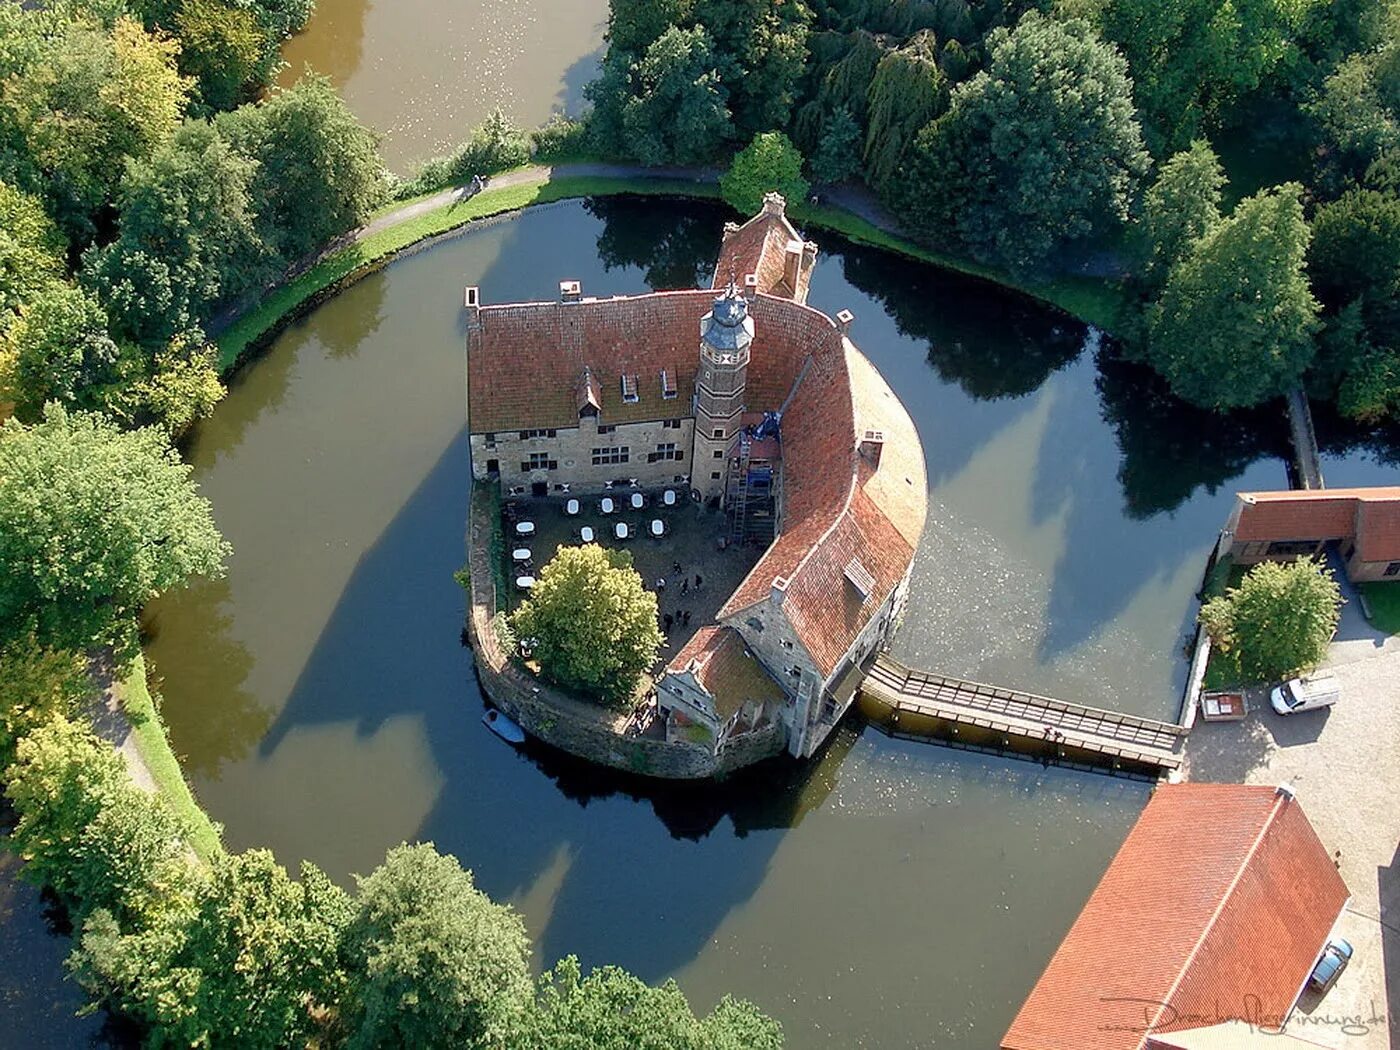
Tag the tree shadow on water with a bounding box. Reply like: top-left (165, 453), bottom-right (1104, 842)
top-left (253, 428), bottom-right (811, 983)
top-left (586, 196), bottom-right (725, 291)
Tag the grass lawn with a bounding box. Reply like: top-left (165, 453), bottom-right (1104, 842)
top-left (1360, 582), bottom-right (1400, 635)
top-left (790, 201), bottom-right (1132, 334)
top-left (216, 170), bottom-right (1127, 371)
top-left (120, 655), bottom-right (223, 861)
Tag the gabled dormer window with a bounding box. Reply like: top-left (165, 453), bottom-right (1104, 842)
top-left (661, 369), bottom-right (678, 399)
top-left (621, 374), bottom-right (639, 403)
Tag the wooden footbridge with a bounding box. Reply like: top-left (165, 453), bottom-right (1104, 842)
top-left (857, 655), bottom-right (1185, 780)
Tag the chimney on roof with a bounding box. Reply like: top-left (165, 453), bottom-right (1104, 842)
top-left (783, 240), bottom-right (803, 293)
top-left (464, 286), bottom-right (480, 328)
top-left (836, 308), bottom-right (855, 335)
top-left (723, 221), bottom-right (741, 237)
top-left (770, 575), bottom-right (789, 605)
top-left (560, 279), bottom-right (582, 303)
top-left (762, 192), bottom-right (786, 218)
top-left (743, 272), bottom-right (759, 298)
top-left (860, 429), bottom-right (884, 469)
top-left (1276, 782), bottom-right (1296, 801)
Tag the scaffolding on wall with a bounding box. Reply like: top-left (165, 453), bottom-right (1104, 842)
top-left (726, 412), bottom-right (781, 546)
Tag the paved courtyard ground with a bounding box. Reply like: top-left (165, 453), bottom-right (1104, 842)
top-left (498, 489), bottom-right (764, 667)
top-left (1185, 570), bottom-right (1400, 1049)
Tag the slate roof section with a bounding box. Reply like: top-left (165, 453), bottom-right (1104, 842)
top-left (1001, 784), bottom-right (1349, 1050)
top-left (672, 625), bottom-right (786, 719)
top-left (1232, 487), bottom-right (1400, 562)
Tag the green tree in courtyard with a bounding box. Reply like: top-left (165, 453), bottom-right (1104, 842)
top-left (0, 405), bottom-right (230, 660)
top-left (341, 842), bottom-right (532, 1050)
top-left (1145, 184), bottom-right (1318, 410)
top-left (509, 544), bottom-right (663, 705)
top-left (1140, 140), bottom-right (1225, 287)
top-left (1199, 557), bottom-right (1342, 682)
top-left (721, 131), bottom-right (809, 215)
top-left (901, 12), bottom-right (1148, 274)
top-left (515, 954), bottom-right (784, 1049)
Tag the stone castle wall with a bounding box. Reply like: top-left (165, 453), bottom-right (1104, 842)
top-left (465, 487), bottom-right (786, 779)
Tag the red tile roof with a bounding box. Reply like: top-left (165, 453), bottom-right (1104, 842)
top-left (466, 200), bottom-right (927, 688)
top-left (1233, 487), bottom-right (1400, 563)
top-left (1002, 784), bottom-right (1349, 1050)
top-left (467, 291), bottom-right (707, 432)
top-left (672, 625), bottom-right (785, 718)
top-left (713, 194), bottom-right (814, 303)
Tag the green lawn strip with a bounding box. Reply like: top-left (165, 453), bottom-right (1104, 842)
top-left (790, 202), bottom-right (1130, 333)
top-left (216, 175), bottom-right (723, 370)
top-left (119, 655), bottom-right (223, 861)
top-left (1360, 582), bottom-right (1400, 635)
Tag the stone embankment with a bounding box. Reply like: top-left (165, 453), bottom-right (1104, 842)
top-left (464, 494), bottom-right (785, 779)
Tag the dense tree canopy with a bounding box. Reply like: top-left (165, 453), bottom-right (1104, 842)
top-left (1067, 0), bottom-right (1320, 151)
top-left (510, 544), bottom-right (664, 705)
top-left (342, 843), bottom-right (532, 1050)
top-left (1141, 140), bottom-right (1226, 287)
top-left (0, 406), bottom-right (229, 659)
top-left (901, 12), bottom-right (1148, 273)
top-left (0, 181), bottom-right (66, 326)
top-left (1200, 557), bottom-right (1342, 682)
top-left (516, 955), bottom-right (785, 1049)
top-left (721, 131), bottom-right (809, 215)
top-left (1146, 184), bottom-right (1319, 410)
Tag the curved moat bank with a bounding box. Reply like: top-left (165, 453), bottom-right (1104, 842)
top-left (277, 0), bottom-right (607, 171)
top-left (95, 196), bottom-right (1326, 1046)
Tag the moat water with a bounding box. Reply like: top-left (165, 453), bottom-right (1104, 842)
top-left (6, 199), bottom-right (1399, 1047)
top-left (276, 0), bottom-right (608, 171)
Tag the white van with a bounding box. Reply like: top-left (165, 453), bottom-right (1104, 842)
top-left (1270, 674), bottom-right (1340, 715)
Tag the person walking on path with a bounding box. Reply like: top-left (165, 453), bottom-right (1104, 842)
top-left (694, 573), bottom-right (703, 591)
top-left (664, 613), bottom-right (674, 632)
top-left (672, 561), bottom-right (683, 575)
top-left (681, 579), bottom-right (689, 596)
top-left (656, 576), bottom-right (666, 592)
top-left (682, 610), bottom-right (691, 627)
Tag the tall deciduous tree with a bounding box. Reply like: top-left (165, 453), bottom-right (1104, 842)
top-left (1199, 557), bottom-right (1342, 682)
top-left (342, 843), bottom-right (532, 1050)
top-left (217, 76), bottom-right (383, 261)
top-left (515, 955), bottom-right (784, 1049)
top-left (5, 283), bottom-right (124, 417)
top-left (616, 27), bottom-right (736, 166)
top-left (862, 29), bottom-right (945, 192)
top-left (1068, 0), bottom-right (1319, 150)
top-left (0, 405), bottom-right (230, 659)
top-left (1140, 140), bottom-right (1225, 287)
top-left (509, 544), bottom-right (663, 705)
top-left (1145, 184), bottom-right (1319, 410)
top-left (0, 181), bottom-right (66, 326)
top-left (0, 10), bottom-right (190, 241)
top-left (75, 850), bottom-right (351, 1049)
top-left (901, 12), bottom-right (1148, 274)
top-left (721, 131), bottom-right (809, 215)
top-left (89, 121), bottom-right (267, 349)
top-left (693, 0), bottom-right (812, 136)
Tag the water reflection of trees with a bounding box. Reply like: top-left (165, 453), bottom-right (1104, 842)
top-left (585, 197), bottom-right (724, 290)
top-left (829, 243), bottom-right (1084, 400)
top-left (519, 722), bottom-right (856, 842)
top-left (141, 579), bottom-right (270, 779)
top-left (1095, 343), bottom-right (1292, 519)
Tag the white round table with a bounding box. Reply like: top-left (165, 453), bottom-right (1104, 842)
top-left (515, 521), bottom-right (535, 536)
top-left (512, 548), bottom-right (531, 562)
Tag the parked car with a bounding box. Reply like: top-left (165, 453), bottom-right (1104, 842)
top-left (1307, 938), bottom-right (1353, 994)
top-left (1269, 674), bottom-right (1340, 715)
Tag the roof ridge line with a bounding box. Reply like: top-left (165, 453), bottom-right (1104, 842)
top-left (1145, 791), bottom-right (1287, 1041)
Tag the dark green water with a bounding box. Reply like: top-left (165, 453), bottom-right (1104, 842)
top-left (7, 197), bottom-right (1365, 1047)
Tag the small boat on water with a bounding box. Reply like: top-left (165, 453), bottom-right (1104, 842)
top-left (482, 708), bottom-right (526, 745)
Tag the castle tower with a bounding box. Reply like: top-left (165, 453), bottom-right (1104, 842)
top-left (691, 284), bottom-right (754, 503)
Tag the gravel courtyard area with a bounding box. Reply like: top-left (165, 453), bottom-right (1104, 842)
top-left (1185, 616), bottom-right (1400, 1048)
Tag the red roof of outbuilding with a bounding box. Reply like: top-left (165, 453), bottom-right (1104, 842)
top-left (1232, 487), bottom-right (1400, 562)
top-left (1002, 784), bottom-right (1349, 1050)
